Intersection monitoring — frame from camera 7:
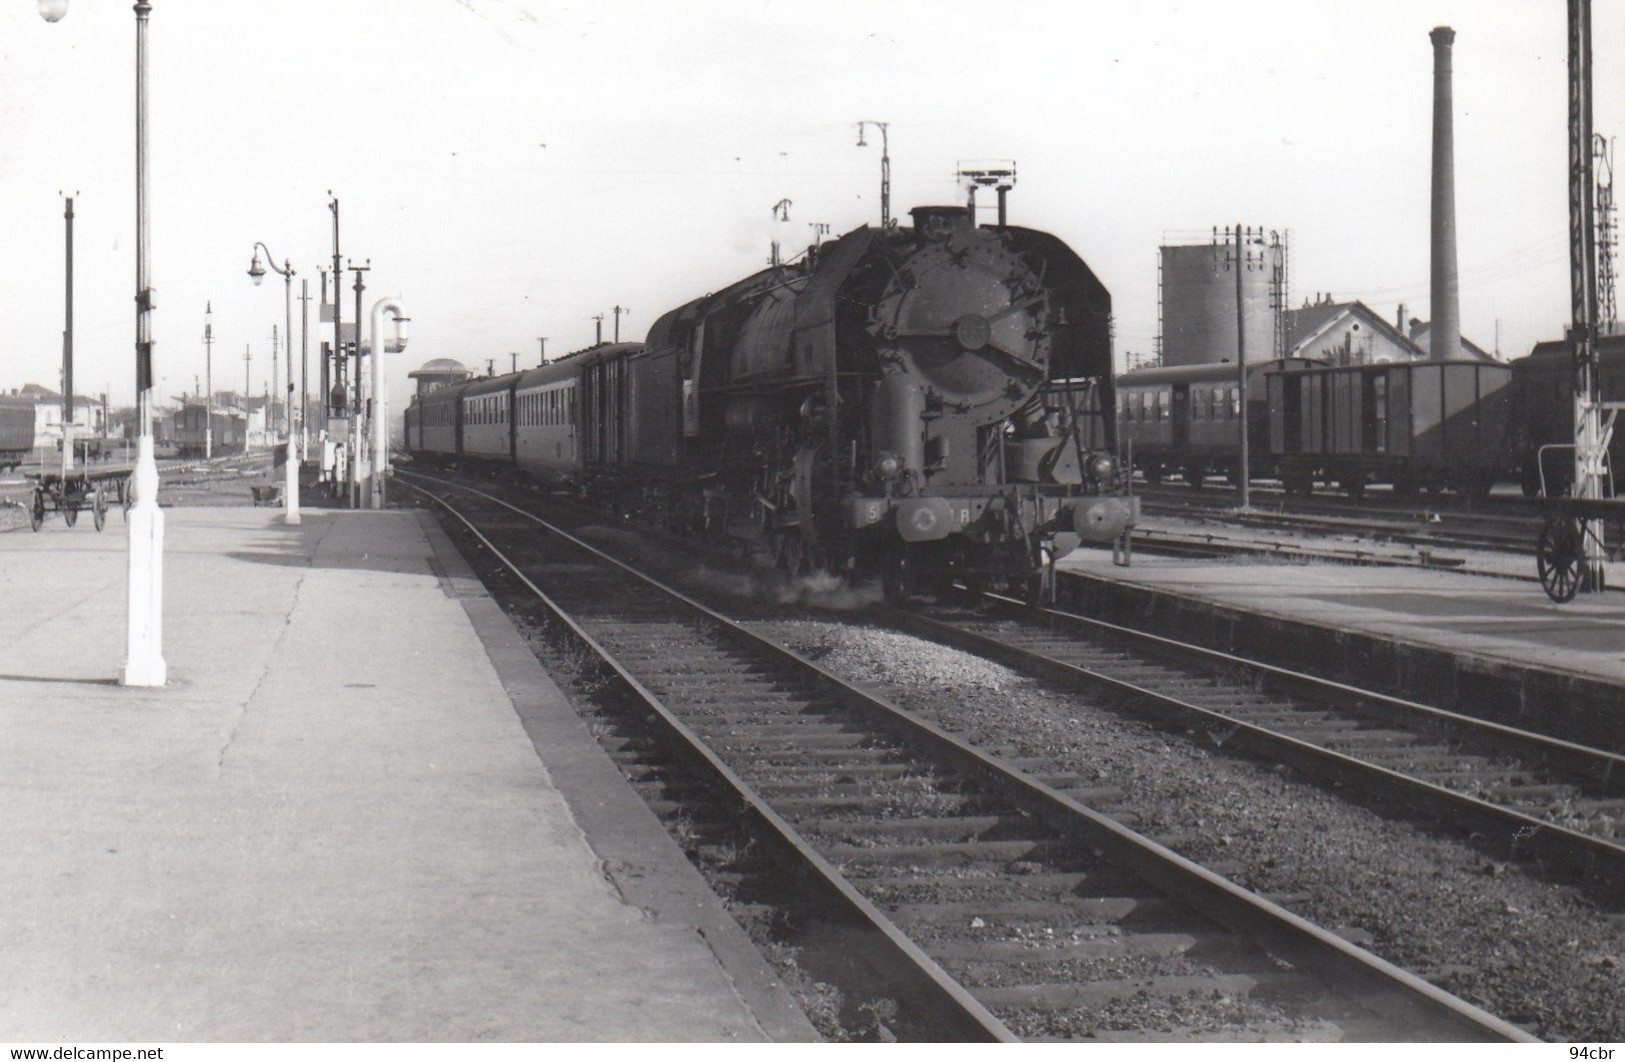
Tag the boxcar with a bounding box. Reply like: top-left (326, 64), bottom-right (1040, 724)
top-left (1268, 360), bottom-right (1512, 498)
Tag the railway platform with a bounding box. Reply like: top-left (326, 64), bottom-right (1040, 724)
top-left (1059, 550), bottom-right (1625, 754)
top-left (0, 507), bottom-right (814, 1042)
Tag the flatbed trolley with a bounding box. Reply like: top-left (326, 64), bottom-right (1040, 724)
top-left (23, 469), bottom-right (130, 532)
top-left (1536, 497), bottom-right (1624, 602)
top-left (1534, 421), bottom-right (1624, 602)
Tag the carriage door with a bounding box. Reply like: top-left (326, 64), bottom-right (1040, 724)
top-left (1171, 385), bottom-right (1190, 449)
top-left (1277, 375), bottom-right (1302, 453)
top-left (1365, 372), bottom-right (1388, 454)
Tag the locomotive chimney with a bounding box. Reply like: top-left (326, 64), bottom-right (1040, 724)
top-left (1428, 26), bottom-right (1462, 363)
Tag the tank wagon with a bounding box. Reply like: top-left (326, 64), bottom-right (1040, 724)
top-left (408, 205), bottom-right (1137, 599)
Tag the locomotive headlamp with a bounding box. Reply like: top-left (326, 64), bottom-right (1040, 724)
top-left (873, 451), bottom-right (902, 481)
top-left (1087, 452), bottom-right (1118, 485)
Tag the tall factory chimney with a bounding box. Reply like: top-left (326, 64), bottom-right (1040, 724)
top-left (1429, 26), bottom-right (1463, 362)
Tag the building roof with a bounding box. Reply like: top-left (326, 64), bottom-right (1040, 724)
top-left (1285, 300), bottom-right (1424, 360)
top-left (9, 383), bottom-right (104, 406)
top-left (1408, 320), bottom-right (1498, 362)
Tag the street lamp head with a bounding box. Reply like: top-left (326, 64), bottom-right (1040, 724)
top-left (38, 0), bottom-right (68, 22)
top-left (247, 250), bottom-right (266, 286)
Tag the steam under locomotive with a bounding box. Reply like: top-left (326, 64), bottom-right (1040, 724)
top-left (406, 205), bottom-right (1137, 600)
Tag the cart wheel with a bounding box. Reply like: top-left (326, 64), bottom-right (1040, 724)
top-left (63, 502), bottom-right (79, 528)
top-left (121, 479), bottom-right (132, 519)
top-left (93, 487), bottom-right (107, 531)
top-left (30, 497), bottom-right (44, 532)
top-left (1537, 514), bottom-right (1584, 603)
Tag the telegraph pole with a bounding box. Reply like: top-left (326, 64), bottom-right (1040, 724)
top-left (61, 194), bottom-right (75, 472)
top-left (612, 305), bottom-right (630, 343)
top-left (243, 344), bottom-right (253, 445)
top-left (270, 323), bottom-right (279, 440)
top-left (592, 313), bottom-right (605, 346)
top-left (348, 260), bottom-right (371, 508)
top-left (1224, 224), bottom-right (1262, 510)
top-left (299, 278), bottom-right (311, 461)
top-left (536, 336), bottom-right (547, 365)
top-left (510, 352), bottom-right (518, 374)
top-left (203, 302), bottom-right (213, 459)
top-left (328, 194), bottom-right (343, 421)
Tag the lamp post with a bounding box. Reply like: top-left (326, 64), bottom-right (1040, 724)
top-left (855, 120), bottom-right (891, 230)
top-left (367, 297), bottom-right (409, 509)
top-left (248, 242), bottom-right (299, 525)
top-left (41, 0), bottom-right (164, 685)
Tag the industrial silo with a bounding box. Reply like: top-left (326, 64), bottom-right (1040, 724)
top-left (1159, 236), bottom-right (1282, 367)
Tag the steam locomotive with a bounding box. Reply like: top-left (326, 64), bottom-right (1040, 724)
top-left (406, 205), bottom-right (1137, 600)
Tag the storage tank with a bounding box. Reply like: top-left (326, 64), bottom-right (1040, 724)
top-left (1160, 239), bottom-right (1281, 367)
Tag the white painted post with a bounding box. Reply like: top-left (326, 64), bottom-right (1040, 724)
top-left (368, 298), bottom-right (408, 510)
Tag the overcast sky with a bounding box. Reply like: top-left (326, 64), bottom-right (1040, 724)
top-left (1, 0), bottom-right (1620, 413)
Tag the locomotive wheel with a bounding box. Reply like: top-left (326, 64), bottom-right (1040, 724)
top-left (1537, 514), bottom-right (1584, 604)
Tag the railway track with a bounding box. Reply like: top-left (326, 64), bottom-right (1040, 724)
top-left (883, 595), bottom-right (1625, 898)
top-left (1136, 484), bottom-right (1538, 557)
top-left (399, 469), bottom-right (1530, 1043)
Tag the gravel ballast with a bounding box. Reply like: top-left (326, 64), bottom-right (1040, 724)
top-left (749, 617), bottom-right (1625, 1042)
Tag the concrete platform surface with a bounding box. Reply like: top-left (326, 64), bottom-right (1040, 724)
top-left (0, 508), bottom-right (811, 1042)
top-left (1063, 552), bottom-right (1625, 684)
top-left (1060, 551), bottom-right (1625, 753)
